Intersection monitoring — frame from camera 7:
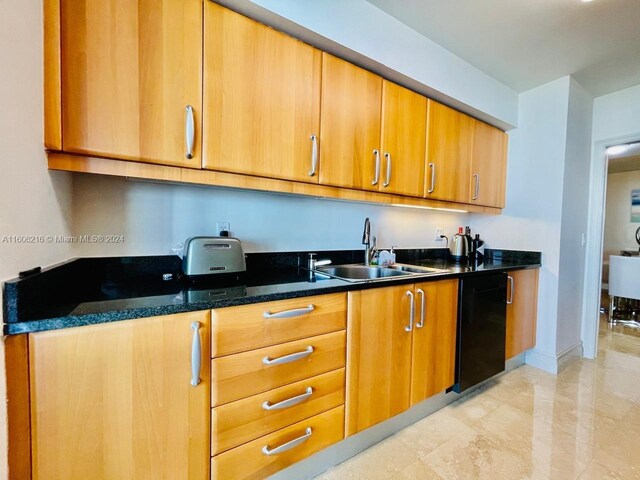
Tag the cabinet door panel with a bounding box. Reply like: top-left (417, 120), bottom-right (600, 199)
top-left (470, 120), bottom-right (508, 208)
top-left (506, 269), bottom-right (539, 359)
top-left (203, 3), bottom-right (321, 182)
top-left (410, 280), bottom-right (459, 405)
top-left (319, 54), bottom-right (382, 190)
top-left (29, 312), bottom-right (210, 480)
top-left (425, 100), bottom-right (473, 202)
top-left (346, 286), bottom-right (413, 436)
top-left (60, 0), bottom-right (202, 167)
top-left (380, 81), bottom-right (427, 197)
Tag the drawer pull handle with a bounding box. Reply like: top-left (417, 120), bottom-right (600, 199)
top-left (263, 304), bottom-right (315, 319)
top-left (262, 387), bottom-right (313, 410)
top-left (263, 346), bottom-right (314, 366)
top-left (190, 321), bottom-right (201, 387)
top-left (262, 427), bottom-right (312, 456)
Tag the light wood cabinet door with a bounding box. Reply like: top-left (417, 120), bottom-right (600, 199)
top-left (59, 0), bottom-right (202, 167)
top-left (470, 120), bottom-right (509, 208)
top-left (29, 311), bottom-right (210, 480)
top-left (319, 53), bottom-right (382, 190)
top-left (380, 81), bottom-right (428, 197)
top-left (424, 100), bottom-right (474, 202)
top-left (346, 285), bottom-right (413, 436)
top-left (506, 269), bottom-right (539, 359)
top-left (410, 279), bottom-right (459, 405)
top-left (203, 3), bottom-right (321, 182)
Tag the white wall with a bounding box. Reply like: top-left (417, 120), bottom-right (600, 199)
top-left (603, 170), bottom-right (640, 256)
top-left (593, 83), bottom-right (640, 142)
top-left (0, 0), bottom-right (75, 477)
top-left (71, 175), bottom-right (467, 257)
top-left (555, 79), bottom-right (593, 354)
top-left (470, 77), bottom-right (571, 368)
top-left (220, 0), bottom-right (518, 128)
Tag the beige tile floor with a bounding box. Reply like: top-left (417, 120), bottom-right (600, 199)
top-left (315, 316), bottom-right (640, 480)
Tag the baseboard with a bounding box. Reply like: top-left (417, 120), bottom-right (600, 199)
top-left (556, 343), bottom-right (583, 373)
top-left (525, 343), bottom-right (583, 374)
top-left (269, 356), bottom-right (526, 480)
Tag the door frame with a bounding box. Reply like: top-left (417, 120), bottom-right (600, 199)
top-left (581, 132), bottom-right (640, 358)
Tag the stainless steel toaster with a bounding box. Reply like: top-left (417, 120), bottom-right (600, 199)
top-left (182, 237), bottom-right (246, 277)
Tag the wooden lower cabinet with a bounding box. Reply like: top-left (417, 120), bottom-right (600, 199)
top-left (506, 269), bottom-right (539, 359)
top-left (212, 406), bottom-right (344, 480)
top-left (346, 280), bottom-right (458, 436)
top-left (28, 311), bottom-right (211, 480)
top-left (410, 279), bottom-right (459, 405)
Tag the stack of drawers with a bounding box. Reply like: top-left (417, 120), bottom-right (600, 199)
top-left (210, 293), bottom-right (347, 479)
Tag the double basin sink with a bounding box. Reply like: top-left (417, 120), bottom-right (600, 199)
top-left (313, 263), bottom-right (446, 283)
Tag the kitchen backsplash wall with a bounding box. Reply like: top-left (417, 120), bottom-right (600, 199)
top-left (70, 174), bottom-right (468, 257)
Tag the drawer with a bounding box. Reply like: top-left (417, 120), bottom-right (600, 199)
top-left (212, 293), bottom-right (347, 357)
top-left (211, 405), bottom-right (345, 480)
top-left (212, 368), bottom-right (345, 455)
top-left (212, 330), bottom-right (346, 406)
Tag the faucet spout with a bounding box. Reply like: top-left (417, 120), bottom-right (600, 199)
top-left (362, 218), bottom-right (371, 265)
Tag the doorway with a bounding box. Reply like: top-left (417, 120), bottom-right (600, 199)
top-left (583, 139), bottom-right (640, 358)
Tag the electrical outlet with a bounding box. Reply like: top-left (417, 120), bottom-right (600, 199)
top-left (435, 228), bottom-right (445, 241)
top-left (216, 222), bottom-right (230, 235)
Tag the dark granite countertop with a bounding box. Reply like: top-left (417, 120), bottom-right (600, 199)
top-left (3, 248), bottom-right (541, 334)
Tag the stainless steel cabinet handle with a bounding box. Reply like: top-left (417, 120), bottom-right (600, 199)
top-left (507, 276), bottom-right (515, 305)
top-left (263, 304), bottom-right (315, 319)
top-left (262, 387), bottom-right (313, 410)
top-left (428, 163), bottom-right (436, 194)
top-left (185, 105), bottom-right (195, 159)
top-left (190, 321), bottom-right (201, 387)
top-left (383, 152), bottom-right (392, 187)
top-left (309, 134), bottom-right (318, 176)
top-left (372, 150), bottom-right (380, 185)
top-left (262, 427), bottom-right (312, 456)
top-left (472, 173), bottom-right (480, 200)
top-left (405, 290), bottom-right (414, 332)
top-left (416, 288), bottom-right (426, 328)
top-left (263, 346), bottom-right (314, 366)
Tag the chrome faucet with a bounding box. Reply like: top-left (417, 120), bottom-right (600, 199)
top-left (362, 218), bottom-right (377, 265)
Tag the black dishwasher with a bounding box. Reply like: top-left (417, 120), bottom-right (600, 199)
top-left (453, 273), bottom-right (507, 393)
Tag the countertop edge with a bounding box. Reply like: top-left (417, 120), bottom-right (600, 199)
top-left (5, 263), bottom-right (541, 335)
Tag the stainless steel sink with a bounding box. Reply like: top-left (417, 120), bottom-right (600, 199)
top-left (386, 263), bottom-right (446, 275)
top-left (315, 264), bottom-right (412, 282)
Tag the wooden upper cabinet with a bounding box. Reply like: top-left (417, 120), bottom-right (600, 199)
top-left (380, 81), bottom-right (428, 197)
top-left (346, 285), bottom-right (413, 436)
top-left (470, 120), bottom-right (509, 208)
top-left (424, 100), bottom-right (474, 203)
top-left (29, 311), bottom-right (211, 480)
top-left (203, 3), bottom-right (322, 182)
top-left (410, 279), bottom-right (458, 405)
top-left (319, 54), bottom-right (383, 190)
top-left (59, 0), bottom-right (202, 167)
top-left (506, 269), bottom-right (539, 359)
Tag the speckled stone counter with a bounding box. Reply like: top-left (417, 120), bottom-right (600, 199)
top-left (3, 248), bottom-right (541, 334)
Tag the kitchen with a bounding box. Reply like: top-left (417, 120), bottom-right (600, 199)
top-left (2, 0), bottom-right (640, 479)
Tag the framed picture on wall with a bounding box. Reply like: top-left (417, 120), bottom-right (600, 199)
top-left (632, 189), bottom-right (640, 222)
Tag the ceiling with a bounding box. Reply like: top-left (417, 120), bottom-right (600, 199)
top-left (366, 0), bottom-right (640, 97)
top-left (608, 142), bottom-right (640, 174)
